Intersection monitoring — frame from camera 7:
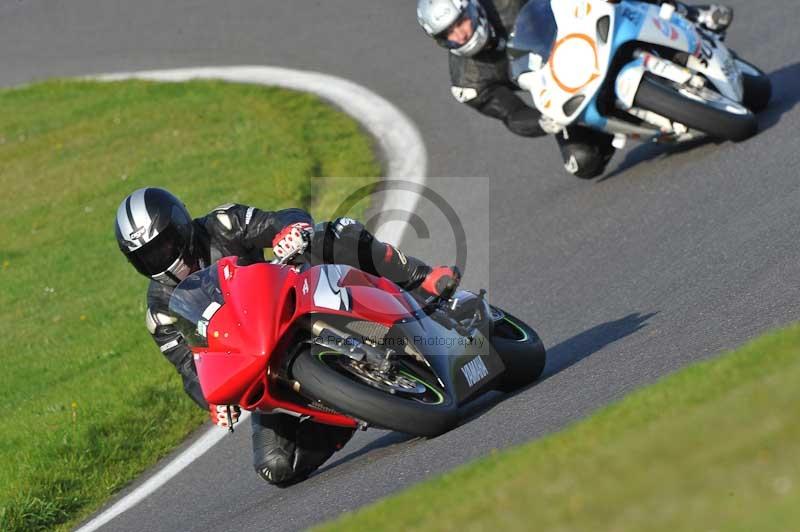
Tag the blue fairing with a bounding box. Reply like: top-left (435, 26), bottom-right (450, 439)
top-left (613, 1), bottom-right (649, 50)
top-left (670, 11), bottom-right (699, 53)
top-left (578, 1), bottom-right (649, 132)
top-left (581, 100), bottom-right (609, 130)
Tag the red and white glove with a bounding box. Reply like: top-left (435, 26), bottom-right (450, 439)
top-left (272, 222), bottom-right (313, 259)
top-left (209, 404), bottom-right (241, 430)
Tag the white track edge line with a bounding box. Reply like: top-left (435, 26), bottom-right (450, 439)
top-left (75, 65), bottom-right (427, 532)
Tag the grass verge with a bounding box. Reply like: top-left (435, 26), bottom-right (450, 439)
top-left (317, 324), bottom-right (800, 532)
top-left (0, 79), bottom-right (379, 531)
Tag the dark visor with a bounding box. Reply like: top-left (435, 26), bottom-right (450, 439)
top-left (128, 225), bottom-right (184, 276)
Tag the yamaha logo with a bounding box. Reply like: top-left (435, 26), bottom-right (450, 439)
top-left (461, 356), bottom-right (489, 387)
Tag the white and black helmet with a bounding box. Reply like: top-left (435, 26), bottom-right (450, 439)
top-left (417, 0), bottom-right (493, 57)
top-left (115, 187), bottom-right (198, 285)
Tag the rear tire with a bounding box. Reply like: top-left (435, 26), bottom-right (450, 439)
top-left (291, 346), bottom-right (459, 437)
top-left (633, 73), bottom-right (758, 141)
top-left (489, 310), bottom-right (547, 392)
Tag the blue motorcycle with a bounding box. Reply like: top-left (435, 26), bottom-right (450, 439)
top-left (508, 0), bottom-right (771, 153)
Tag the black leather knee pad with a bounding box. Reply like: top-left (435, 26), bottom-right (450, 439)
top-left (557, 128), bottom-right (615, 179)
top-left (253, 449), bottom-right (294, 485)
top-left (563, 145), bottom-right (605, 178)
top-left (251, 413), bottom-right (298, 485)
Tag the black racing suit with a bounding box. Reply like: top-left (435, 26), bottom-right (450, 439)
top-left (448, 0), bottom-right (704, 178)
top-left (145, 204), bottom-right (432, 485)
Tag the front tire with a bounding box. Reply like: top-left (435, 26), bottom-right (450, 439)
top-left (735, 57), bottom-right (772, 112)
top-left (633, 73), bottom-right (758, 141)
top-left (489, 309), bottom-right (547, 392)
top-left (291, 346), bottom-right (459, 437)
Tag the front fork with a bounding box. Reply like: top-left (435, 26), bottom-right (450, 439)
top-left (614, 51), bottom-right (707, 141)
top-left (615, 51), bottom-right (704, 110)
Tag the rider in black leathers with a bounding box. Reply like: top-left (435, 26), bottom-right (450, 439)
top-left (115, 188), bottom-right (459, 485)
top-left (417, 0), bottom-right (734, 178)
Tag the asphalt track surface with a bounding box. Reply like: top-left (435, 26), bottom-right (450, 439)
top-left (3, 1), bottom-right (799, 530)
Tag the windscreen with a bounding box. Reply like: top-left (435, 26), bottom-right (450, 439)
top-left (169, 265), bottom-right (225, 347)
top-left (507, 0), bottom-right (558, 81)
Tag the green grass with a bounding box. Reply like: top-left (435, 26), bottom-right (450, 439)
top-left (317, 325), bottom-right (800, 532)
top-left (0, 79), bottom-right (379, 531)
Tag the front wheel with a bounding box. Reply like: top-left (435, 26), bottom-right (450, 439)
top-left (489, 309), bottom-right (547, 392)
top-left (633, 73), bottom-right (758, 141)
top-left (291, 346), bottom-right (459, 437)
top-left (735, 57), bottom-right (772, 112)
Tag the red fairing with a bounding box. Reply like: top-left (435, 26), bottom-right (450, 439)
top-left (194, 258), bottom-right (295, 405)
top-left (191, 257), bottom-right (417, 427)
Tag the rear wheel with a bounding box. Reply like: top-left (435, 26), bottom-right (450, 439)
top-left (489, 308), bottom-right (547, 392)
top-left (291, 345), bottom-right (459, 437)
top-left (633, 73), bottom-right (758, 141)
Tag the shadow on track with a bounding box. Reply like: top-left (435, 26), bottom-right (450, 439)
top-left (758, 61), bottom-right (800, 132)
top-left (312, 430), bottom-right (418, 478)
top-left (599, 137), bottom-right (718, 182)
top-left (457, 311), bottom-right (657, 426)
top-left (539, 311), bottom-right (657, 379)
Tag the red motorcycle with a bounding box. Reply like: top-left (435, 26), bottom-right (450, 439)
top-left (169, 252), bottom-right (546, 436)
